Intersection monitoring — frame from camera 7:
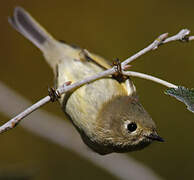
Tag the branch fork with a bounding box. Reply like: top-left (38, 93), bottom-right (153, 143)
top-left (1, 28), bottom-right (194, 133)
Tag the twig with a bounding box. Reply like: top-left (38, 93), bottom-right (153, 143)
top-left (1, 28), bottom-right (193, 133)
top-left (0, 69), bottom-right (116, 133)
top-left (123, 71), bottom-right (178, 88)
top-left (0, 96), bottom-right (50, 133)
top-left (122, 29), bottom-right (192, 66)
top-left (121, 33), bottom-right (168, 67)
top-left (162, 29), bottom-right (191, 43)
top-left (0, 82), bottom-right (162, 180)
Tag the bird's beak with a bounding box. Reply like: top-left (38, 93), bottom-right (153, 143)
top-left (145, 133), bottom-right (164, 142)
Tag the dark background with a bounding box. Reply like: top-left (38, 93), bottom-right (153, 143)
top-left (0, 0), bottom-right (194, 179)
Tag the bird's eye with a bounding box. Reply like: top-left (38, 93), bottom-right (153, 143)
top-left (127, 122), bottom-right (137, 132)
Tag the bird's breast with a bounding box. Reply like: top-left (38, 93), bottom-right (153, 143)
top-left (56, 56), bottom-right (128, 135)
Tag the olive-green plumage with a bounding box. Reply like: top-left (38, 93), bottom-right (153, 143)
top-left (9, 7), bottom-right (163, 155)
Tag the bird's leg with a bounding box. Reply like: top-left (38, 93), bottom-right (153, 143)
top-left (48, 87), bottom-right (61, 102)
top-left (112, 58), bottom-right (128, 83)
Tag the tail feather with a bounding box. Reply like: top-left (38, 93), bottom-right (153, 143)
top-left (8, 7), bottom-right (54, 51)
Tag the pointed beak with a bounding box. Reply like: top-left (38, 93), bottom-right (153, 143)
top-left (145, 133), bottom-right (164, 142)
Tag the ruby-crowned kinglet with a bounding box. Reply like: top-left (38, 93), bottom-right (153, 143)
top-left (9, 7), bottom-right (163, 155)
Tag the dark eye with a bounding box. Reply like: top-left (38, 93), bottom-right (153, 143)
top-left (127, 122), bottom-right (137, 132)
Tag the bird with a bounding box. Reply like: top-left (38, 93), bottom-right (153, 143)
top-left (8, 7), bottom-right (163, 155)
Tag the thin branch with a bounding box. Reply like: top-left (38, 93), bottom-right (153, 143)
top-left (123, 71), bottom-right (178, 88)
top-left (0, 82), bottom-right (162, 180)
top-left (121, 33), bottom-right (169, 67)
top-left (0, 96), bottom-right (50, 133)
top-left (122, 29), bottom-right (192, 66)
top-left (1, 28), bottom-right (193, 133)
top-left (57, 68), bottom-right (115, 94)
top-left (162, 29), bottom-right (191, 43)
top-left (188, 36), bottom-right (194, 41)
top-left (0, 69), bottom-right (116, 133)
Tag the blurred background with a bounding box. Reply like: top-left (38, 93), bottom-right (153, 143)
top-left (0, 0), bottom-right (194, 179)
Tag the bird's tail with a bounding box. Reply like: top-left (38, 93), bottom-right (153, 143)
top-left (8, 7), bottom-right (57, 51)
top-left (8, 7), bottom-right (66, 69)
